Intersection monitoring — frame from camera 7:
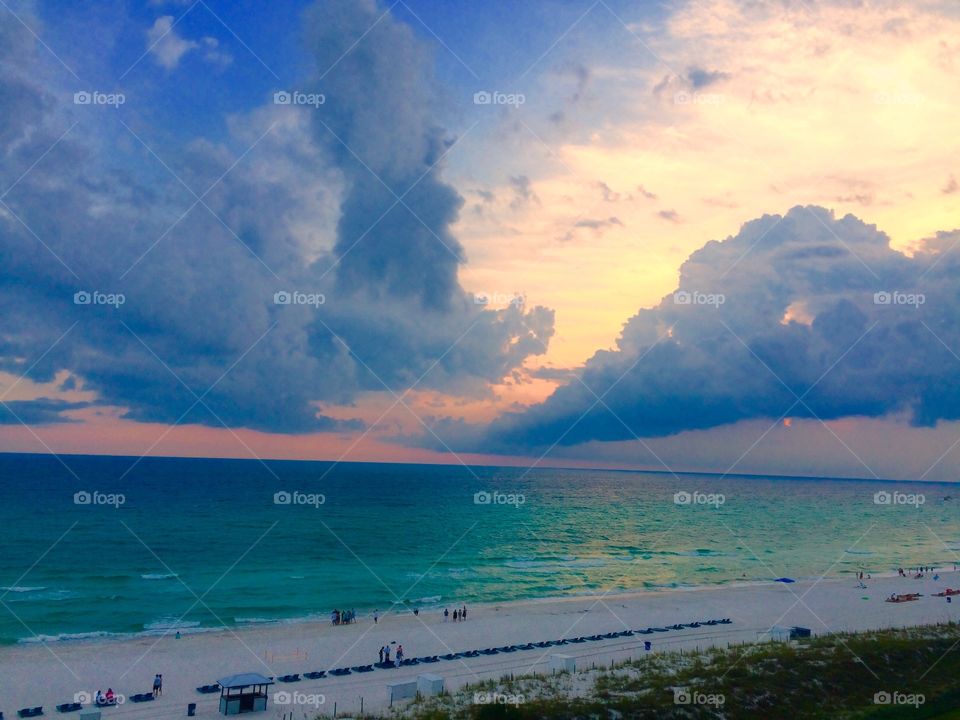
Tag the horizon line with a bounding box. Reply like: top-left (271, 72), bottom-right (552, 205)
top-left (0, 448), bottom-right (954, 486)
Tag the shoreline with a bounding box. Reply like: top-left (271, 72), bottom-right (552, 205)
top-left (5, 569), bottom-right (921, 647)
top-left (3, 570), bottom-right (960, 717)
top-left (7, 568), bottom-right (947, 647)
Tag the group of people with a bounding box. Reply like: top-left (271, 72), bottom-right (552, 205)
top-left (331, 609), bottom-right (356, 625)
top-left (92, 673), bottom-right (162, 706)
top-left (94, 689), bottom-right (117, 706)
top-left (377, 643), bottom-right (404, 664)
top-left (898, 566), bottom-right (935, 578)
top-left (443, 605), bottom-right (468, 622)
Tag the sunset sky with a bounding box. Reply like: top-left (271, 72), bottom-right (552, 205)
top-left (1, 0), bottom-right (959, 480)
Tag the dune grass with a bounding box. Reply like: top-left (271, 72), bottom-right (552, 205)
top-left (372, 623), bottom-right (960, 719)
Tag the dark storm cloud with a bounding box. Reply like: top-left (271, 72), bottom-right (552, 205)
top-left (0, 399), bottom-right (89, 425)
top-left (0, 0), bottom-right (553, 433)
top-left (477, 206), bottom-right (960, 451)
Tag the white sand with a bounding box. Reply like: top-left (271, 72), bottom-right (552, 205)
top-left (2, 572), bottom-right (959, 718)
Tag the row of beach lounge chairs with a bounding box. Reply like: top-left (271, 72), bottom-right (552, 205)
top-left (28, 692), bottom-right (157, 716)
top-left (193, 618), bottom-right (733, 692)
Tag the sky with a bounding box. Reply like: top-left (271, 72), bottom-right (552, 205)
top-left (1, 0), bottom-right (959, 481)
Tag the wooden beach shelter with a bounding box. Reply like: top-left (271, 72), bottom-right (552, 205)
top-left (216, 673), bottom-right (274, 715)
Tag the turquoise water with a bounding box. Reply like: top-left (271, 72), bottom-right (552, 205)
top-left (0, 453), bottom-right (958, 644)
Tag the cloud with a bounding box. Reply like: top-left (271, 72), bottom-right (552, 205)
top-left (574, 217), bottom-right (623, 230)
top-left (508, 175), bottom-right (540, 211)
top-left (146, 16), bottom-right (230, 69)
top-left (146, 16), bottom-right (198, 69)
top-left (0, 0), bottom-right (553, 435)
top-left (658, 209), bottom-right (681, 223)
top-left (477, 206), bottom-right (960, 451)
top-left (0, 399), bottom-right (89, 425)
top-left (595, 181), bottom-right (620, 202)
top-left (635, 185), bottom-right (657, 200)
top-left (687, 66), bottom-right (730, 89)
top-left (944, 175), bottom-right (958, 194)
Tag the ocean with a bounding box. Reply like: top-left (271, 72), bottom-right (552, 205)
top-left (0, 453), bottom-right (957, 645)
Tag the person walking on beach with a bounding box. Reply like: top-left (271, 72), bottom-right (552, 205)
top-left (453, 609), bottom-right (459, 621)
top-left (397, 644), bottom-right (404, 663)
top-left (153, 673), bottom-right (162, 697)
top-left (443, 608), bottom-right (449, 621)
top-left (462, 605), bottom-right (467, 620)
top-left (379, 646), bottom-right (384, 663)
top-left (385, 645), bottom-right (391, 663)
top-left (374, 610), bottom-right (379, 624)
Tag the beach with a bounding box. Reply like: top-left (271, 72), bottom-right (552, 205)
top-left (2, 571), bottom-right (958, 718)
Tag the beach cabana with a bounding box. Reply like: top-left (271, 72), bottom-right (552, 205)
top-left (217, 673), bottom-right (274, 715)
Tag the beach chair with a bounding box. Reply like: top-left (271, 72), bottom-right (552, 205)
top-left (304, 671), bottom-right (326, 679)
top-left (481, 648), bottom-right (499, 655)
top-left (329, 668), bottom-right (351, 676)
top-left (440, 653), bottom-right (457, 660)
top-left (196, 684), bottom-right (220, 694)
top-left (277, 674), bottom-right (301, 683)
top-left (17, 708), bottom-right (43, 718)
